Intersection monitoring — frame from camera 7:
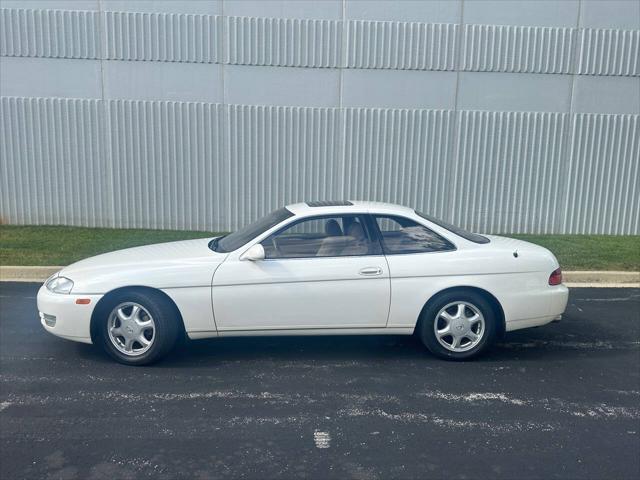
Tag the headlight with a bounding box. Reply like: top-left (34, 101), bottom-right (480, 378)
top-left (46, 275), bottom-right (74, 294)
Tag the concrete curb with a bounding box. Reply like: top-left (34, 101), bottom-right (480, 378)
top-left (1, 266), bottom-right (638, 287)
top-left (0, 266), bottom-right (63, 283)
top-left (563, 271), bottom-right (639, 288)
top-left (563, 271), bottom-right (640, 285)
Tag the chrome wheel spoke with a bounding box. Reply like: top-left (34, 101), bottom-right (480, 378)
top-left (135, 318), bottom-right (153, 328)
top-left (466, 313), bottom-right (480, 325)
top-left (137, 333), bottom-right (151, 347)
top-left (439, 311), bottom-right (454, 322)
top-left (116, 308), bottom-right (128, 322)
top-left (123, 336), bottom-right (135, 352)
top-left (465, 331), bottom-right (480, 343)
top-left (437, 325), bottom-right (451, 337)
top-left (129, 305), bottom-right (141, 321)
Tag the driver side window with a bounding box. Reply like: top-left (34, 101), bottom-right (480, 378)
top-left (262, 215), bottom-right (378, 259)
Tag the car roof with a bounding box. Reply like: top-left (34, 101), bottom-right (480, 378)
top-left (285, 201), bottom-right (416, 217)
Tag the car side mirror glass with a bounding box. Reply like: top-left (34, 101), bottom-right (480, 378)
top-left (240, 243), bottom-right (265, 261)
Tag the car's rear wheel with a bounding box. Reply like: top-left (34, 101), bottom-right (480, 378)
top-left (97, 290), bottom-right (180, 365)
top-left (418, 291), bottom-right (497, 360)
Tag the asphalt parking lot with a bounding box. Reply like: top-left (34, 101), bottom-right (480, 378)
top-left (0, 283), bottom-right (638, 479)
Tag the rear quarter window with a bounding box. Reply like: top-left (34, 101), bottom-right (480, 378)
top-left (373, 215), bottom-right (455, 254)
top-left (415, 211), bottom-right (490, 244)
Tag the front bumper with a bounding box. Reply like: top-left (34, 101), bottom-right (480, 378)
top-left (37, 285), bottom-right (103, 344)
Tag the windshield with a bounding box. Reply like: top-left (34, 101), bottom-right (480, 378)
top-left (415, 211), bottom-right (490, 244)
top-left (210, 207), bottom-right (293, 253)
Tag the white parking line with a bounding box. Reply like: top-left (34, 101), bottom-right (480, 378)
top-left (313, 430), bottom-right (331, 449)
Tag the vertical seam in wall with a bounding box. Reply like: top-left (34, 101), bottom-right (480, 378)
top-left (448, 0), bottom-right (465, 223)
top-left (339, 0), bottom-right (347, 199)
top-left (567, 0), bottom-right (582, 115)
top-left (559, 0), bottom-right (584, 233)
top-left (221, 0), bottom-right (226, 108)
top-left (339, 0), bottom-right (346, 109)
top-left (220, 0), bottom-right (231, 229)
top-left (453, 0), bottom-right (463, 114)
top-left (97, 0), bottom-right (106, 103)
top-left (97, 0), bottom-right (115, 228)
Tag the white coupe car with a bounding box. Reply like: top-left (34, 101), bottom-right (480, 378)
top-left (38, 201), bottom-right (568, 365)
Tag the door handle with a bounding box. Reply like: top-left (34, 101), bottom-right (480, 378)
top-left (359, 266), bottom-right (383, 276)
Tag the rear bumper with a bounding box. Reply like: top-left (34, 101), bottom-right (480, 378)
top-left (37, 285), bottom-right (102, 344)
top-left (549, 284), bottom-right (570, 315)
top-left (505, 285), bottom-right (569, 332)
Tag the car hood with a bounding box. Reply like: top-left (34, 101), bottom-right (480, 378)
top-left (59, 238), bottom-right (227, 294)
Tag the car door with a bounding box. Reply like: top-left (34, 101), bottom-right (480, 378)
top-left (212, 214), bottom-right (391, 331)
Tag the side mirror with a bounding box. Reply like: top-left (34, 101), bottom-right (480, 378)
top-left (240, 243), bottom-right (265, 261)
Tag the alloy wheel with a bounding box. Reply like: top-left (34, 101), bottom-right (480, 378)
top-left (433, 301), bottom-right (485, 352)
top-left (107, 302), bottom-right (156, 356)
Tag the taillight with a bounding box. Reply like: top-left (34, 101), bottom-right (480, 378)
top-left (549, 268), bottom-right (563, 286)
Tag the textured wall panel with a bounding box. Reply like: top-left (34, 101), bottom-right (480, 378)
top-left (461, 24), bottom-right (576, 74)
top-left (0, 8), bottom-right (101, 59)
top-left (103, 11), bottom-right (222, 62)
top-left (341, 108), bottom-right (454, 218)
top-left (224, 105), bottom-right (343, 228)
top-left (345, 20), bottom-right (458, 70)
top-left (0, 96), bottom-right (109, 226)
top-left (107, 100), bottom-right (224, 230)
top-left (563, 114), bottom-right (639, 234)
top-left (451, 111), bottom-right (570, 234)
top-left (2, 7), bottom-right (639, 79)
top-left (576, 28), bottom-right (640, 76)
top-left (2, 98), bottom-right (639, 234)
top-left (226, 16), bottom-right (342, 68)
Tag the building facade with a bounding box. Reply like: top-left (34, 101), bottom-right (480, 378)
top-left (1, 0), bottom-right (638, 234)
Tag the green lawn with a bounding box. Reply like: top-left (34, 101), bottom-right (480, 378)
top-left (512, 234), bottom-right (639, 271)
top-left (0, 225), bottom-right (221, 266)
top-left (1, 225), bottom-right (638, 271)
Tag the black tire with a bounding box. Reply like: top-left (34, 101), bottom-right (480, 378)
top-left (418, 290), bottom-right (498, 360)
top-left (96, 290), bottom-right (181, 366)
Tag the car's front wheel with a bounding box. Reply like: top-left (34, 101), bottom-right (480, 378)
top-left (96, 290), bottom-right (180, 365)
top-left (418, 291), bottom-right (498, 360)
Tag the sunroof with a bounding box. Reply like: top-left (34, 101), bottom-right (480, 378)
top-left (306, 200), bottom-right (353, 207)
